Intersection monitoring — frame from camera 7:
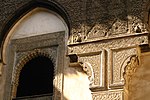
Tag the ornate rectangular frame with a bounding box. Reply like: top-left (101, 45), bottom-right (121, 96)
top-left (4, 31), bottom-right (66, 100)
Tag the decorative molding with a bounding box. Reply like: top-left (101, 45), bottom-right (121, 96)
top-left (128, 16), bottom-right (148, 34)
top-left (69, 61), bottom-right (95, 85)
top-left (68, 33), bottom-right (148, 54)
top-left (87, 24), bottom-right (107, 39)
top-left (4, 32), bottom-right (65, 100)
top-left (11, 49), bottom-right (56, 98)
top-left (78, 51), bottom-right (105, 90)
top-left (92, 90), bottom-right (123, 100)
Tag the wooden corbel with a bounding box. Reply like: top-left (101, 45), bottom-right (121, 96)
top-left (68, 54), bottom-right (94, 84)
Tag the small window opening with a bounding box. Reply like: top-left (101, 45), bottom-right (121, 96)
top-left (15, 56), bottom-right (54, 98)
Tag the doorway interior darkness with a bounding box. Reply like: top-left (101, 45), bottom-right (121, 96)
top-left (16, 56), bottom-right (54, 98)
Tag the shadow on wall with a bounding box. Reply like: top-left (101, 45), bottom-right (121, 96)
top-left (124, 54), bottom-right (150, 100)
top-left (11, 88), bottom-right (69, 100)
top-left (11, 67), bottom-right (92, 100)
top-left (63, 65), bottom-right (92, 100)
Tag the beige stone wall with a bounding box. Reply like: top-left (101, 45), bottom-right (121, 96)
top-left (1, 0), bottom-right (150, 100)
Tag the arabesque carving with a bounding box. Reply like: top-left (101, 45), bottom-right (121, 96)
top-left (128, 16), bottom-right (147, 33)
top-left (78, 53), bottom-right (103, 88)
top-left (87, 24), bottom-right (108, 39)
top-left (109, 48), bottom-right (137, 87)
top-left (4, 32), bottom-right (66, 100)
top-left (123, 55), bottom-right (139, 100)
top-left (92, 90), bottom-right (123, 100)
top-left (11, 49), bottom-right (55, 98)
top-left (68, 33), bottom-right (148, 54)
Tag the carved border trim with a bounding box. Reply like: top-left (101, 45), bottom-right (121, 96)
top-left (4, 32), bottom-right (65, 100)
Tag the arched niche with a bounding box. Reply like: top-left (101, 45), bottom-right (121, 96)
top-left (2, 2), bottom-right (69, 100)
top-left (15, 55), bottom-right (54, 99)
top-left (2, 7), bottom-right (68, 64)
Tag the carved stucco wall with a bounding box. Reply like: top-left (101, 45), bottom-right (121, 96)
top-left (4, 32), bottom-right (66, 100)
top-left (1, 0), bottom-right (150, 100)
top-left (68, 33), bottom-right (148, 100)
top-left (0, 0), bottom-right (149, 43)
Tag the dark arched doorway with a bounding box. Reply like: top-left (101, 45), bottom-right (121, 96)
top-left (16, 56), bottom-right (54, 98)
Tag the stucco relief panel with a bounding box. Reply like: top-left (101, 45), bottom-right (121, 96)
top-left (108, 47), bottom-right (137, 88)
top-left (78, 51), bottom-right (105, 89)
top-left (5, 32), bottom-right (65, 100)
top-left (12, 47), bottom-right (57, 85)
top-left (68, 33), bottom-right (148, 54)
